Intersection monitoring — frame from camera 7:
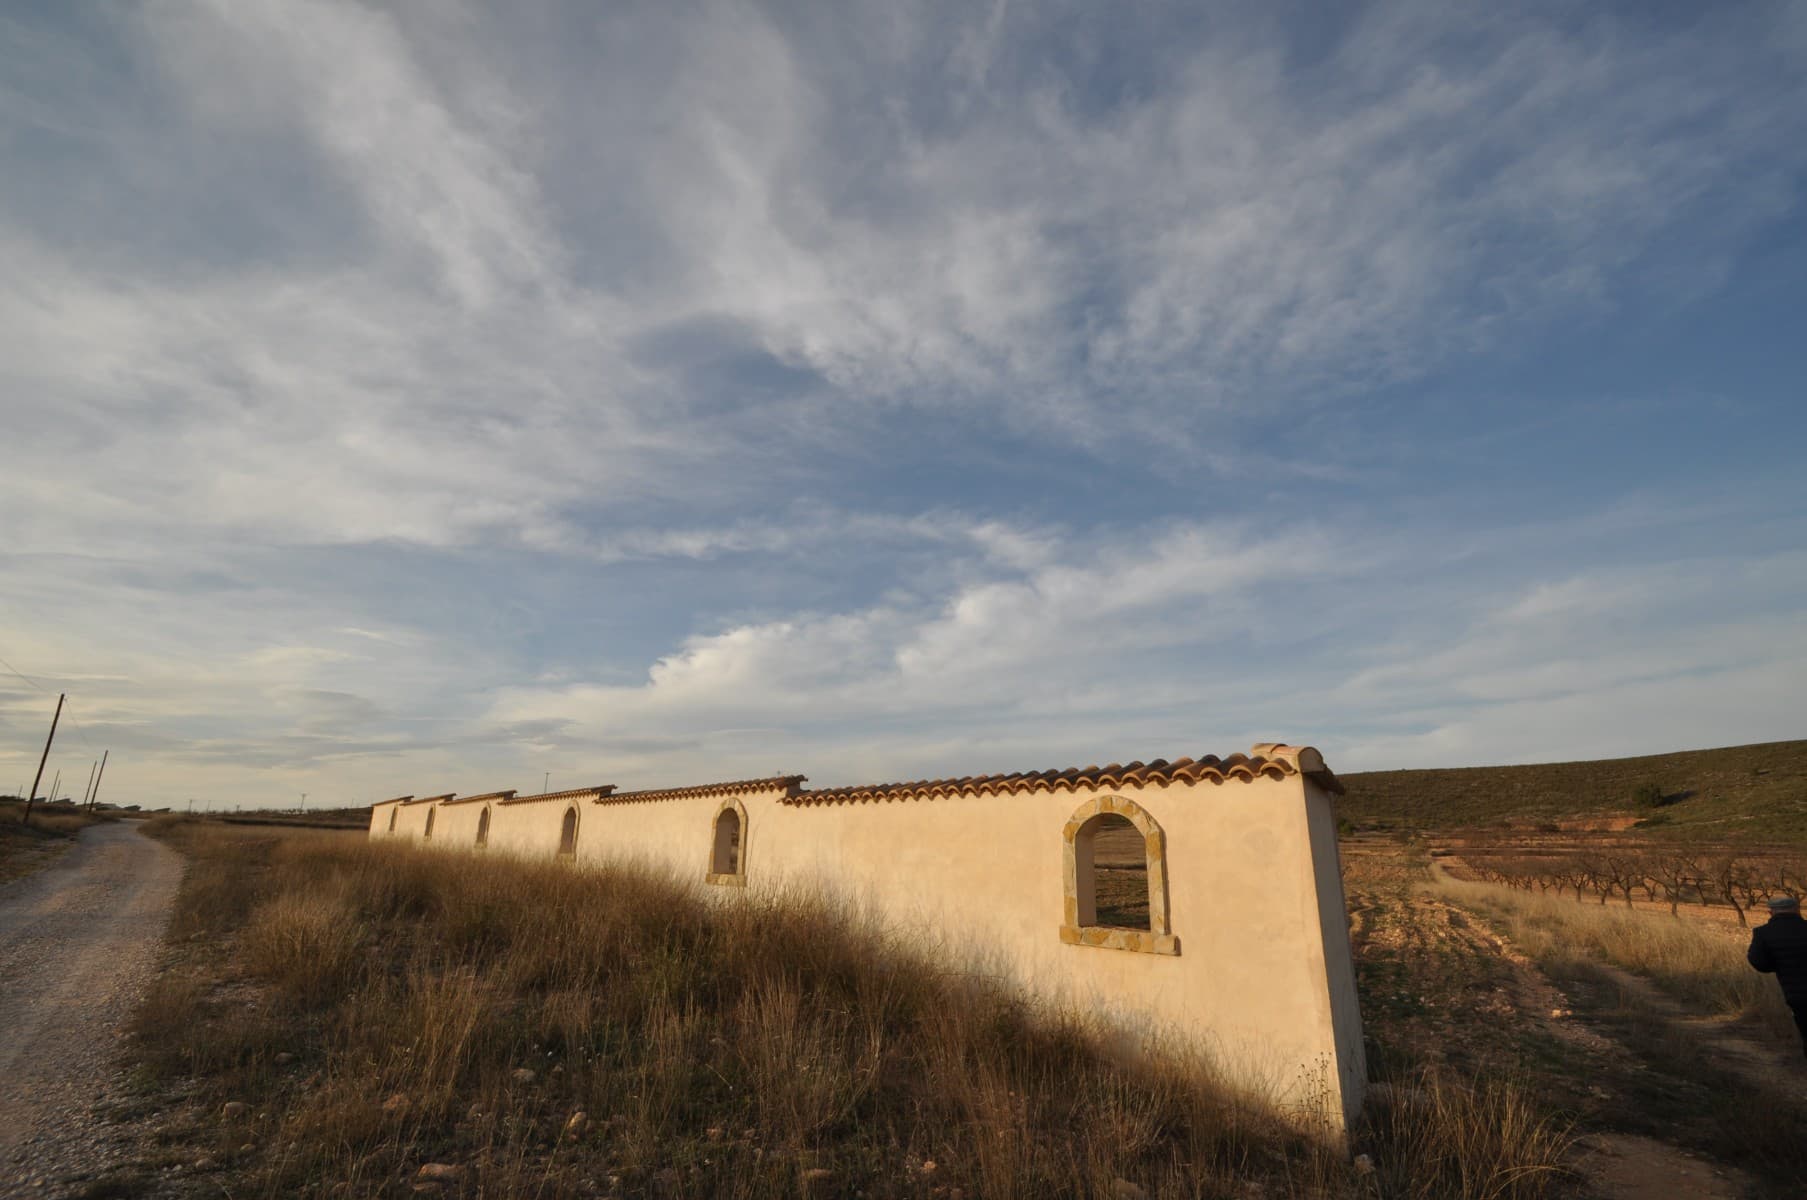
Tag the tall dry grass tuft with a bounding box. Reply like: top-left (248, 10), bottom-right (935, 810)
top-left (1361, 1069), bottom-right (1573, 1200)
top-left (241, 885), bottom-right (365, 1006)
top-left (129, 830), bottom-right (1578, 1198)
top-left (735, 975), bottom-right (883, 1142)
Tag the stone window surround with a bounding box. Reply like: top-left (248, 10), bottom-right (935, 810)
top-left (704, 797), bottom-right (749, 887)
top-left (1059, 794), bottom-right (1179, 956)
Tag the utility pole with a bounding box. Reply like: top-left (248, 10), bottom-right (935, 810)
top-left (299, 792), bottom-right (307, 815)
top-left (543, 771), bottom-right (550, 795)
top-left (22, 693), bottom-right (64, 823)
top-left (82, 760), bottom-right (97, 808)
top-left (48, 770), bottom-right (61, 805)
top-left (88, 751), bottom-right (108, 811)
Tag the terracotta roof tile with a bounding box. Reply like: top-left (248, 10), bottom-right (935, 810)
top-left (784, 744), bottom-right (1342, 805)
top-left (401, 793), bottom-right (454, 806)
top-left (594, 776), bottom-right (806, 806)
top-left (442, 789), bottom-right (517, 806)
top-left (397, 746), bottom-right (1340, 818)
top-left (500, 785), bottom-right (615, 805)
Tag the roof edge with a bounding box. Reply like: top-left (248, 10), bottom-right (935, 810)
top-left (389, 744), bottom-right (1342, 813)
top-left (785, 744), bottom-right (1334, 806)
top-left (442, 790), bottom-right (517, 806)
top-left (595, 775), bottom-right (806, 806)
top-left (501, 785), bottom-right (616, 805)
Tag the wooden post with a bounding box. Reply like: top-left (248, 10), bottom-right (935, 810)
top-left (47, 770), bottom-right (61, 805)
top-left (81, 760), bottom-right (98, 808)
top-left (22, 693), bottom-right (64, 824)
top-left (89, 751), bottom-right (109, 811)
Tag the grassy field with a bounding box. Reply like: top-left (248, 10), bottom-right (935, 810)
top-left (1337, 739), bottom-right (1807, 842)
top-left (103, 821), bottom-right (1575, 1200)
top-left (213, 807), bottom-right (373, 831)
top-left (0, 799), bottom-right (114, 883)
top-left (1434, 870), bottom-right (1796, 1035)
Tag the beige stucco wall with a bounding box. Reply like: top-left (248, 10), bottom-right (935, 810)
top-left (370, 765), bottom-right (1366, 1130)
top-left (374, 799), bottom-right (439, 840)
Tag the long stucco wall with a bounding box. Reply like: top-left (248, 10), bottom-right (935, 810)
top-left (367, 752), bottom-right (1367, 1130)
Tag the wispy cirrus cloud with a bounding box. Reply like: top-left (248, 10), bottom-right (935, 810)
top-left (0, 1), bottom-right (1801, 806)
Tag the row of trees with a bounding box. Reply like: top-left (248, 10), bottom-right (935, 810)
top-left (1462, 849), bottom-right (1806, 927)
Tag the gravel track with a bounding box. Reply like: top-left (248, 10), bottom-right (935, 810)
top-left (0, 822), bottom-right (182, 1197)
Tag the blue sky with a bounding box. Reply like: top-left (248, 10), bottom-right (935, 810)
top-left (2, 0), bottom-right (1804, 810)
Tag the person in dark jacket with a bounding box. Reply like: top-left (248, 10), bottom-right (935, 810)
top-left (1748, 894), bottom-right (1807, 1055)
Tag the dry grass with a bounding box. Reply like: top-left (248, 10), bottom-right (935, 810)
top-left (0, 799), bottom-right (113, 882)
top-left (1429, 867), bottom-right (1807, 1189)
top-left (119, 821), bottom-right (1581, 1199)
top-left (1359, 1070), bottom-right (1571, 1200)
top-left (1434, 871), bottom-right (1797, 1042)
top-left (0, 798), bottom-right (112, 835)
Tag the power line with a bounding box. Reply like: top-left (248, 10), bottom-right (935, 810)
top-left (0, 653), bottom-right (51, 694)
top-left (0, 649), bottom-right (100, 759)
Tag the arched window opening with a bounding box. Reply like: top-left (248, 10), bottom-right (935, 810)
top-left (388, 806), bottom-right (397, 833)
top-left (705, 799), bottom-right (749, 886)
top-left (1083, 813), bottom-right (1151, 931)
top-left (476, 806), bottom-right (490, 848)
top-left (712, 808), bottom-right (741, 874)
top-left (1060, 796), bottom-right (1177, 955)
top-left (423, 807), bottom-right (436, 840)
top-left (558, 806), bottom-right (578, 858)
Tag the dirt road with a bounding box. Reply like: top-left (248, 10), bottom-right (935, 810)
top-left (0, 822), bottom-right (181, 1197)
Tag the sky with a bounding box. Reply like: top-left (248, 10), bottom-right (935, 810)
top-left (2, 0), bottom-right (1804, 812)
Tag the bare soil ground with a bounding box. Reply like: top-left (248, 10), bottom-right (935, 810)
top-left (1573, 1134), bottom-right (1745, 1200)
top-left (1344, 838), bottom-right (1807, 1197)
top-left (0, 822), bottom-right (182, 1198)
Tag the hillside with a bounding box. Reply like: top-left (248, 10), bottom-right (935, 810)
top-left (1336, 739), bottom-right (1807, 843)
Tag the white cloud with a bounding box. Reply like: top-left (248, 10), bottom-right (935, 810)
top-left (478, 518), bottom-right (1359, 770)
top-left (0, 2), bottom-right (1802, 804)
top-left (6, 0), bottom-right (1802, 556)
top-left (150, 0), bottom-right (559, 307)
top-left (474, 518), bottom-right (1807, 787)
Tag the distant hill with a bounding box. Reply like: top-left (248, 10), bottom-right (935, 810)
top-left (1336, 739), bottom-right (1807, 843)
